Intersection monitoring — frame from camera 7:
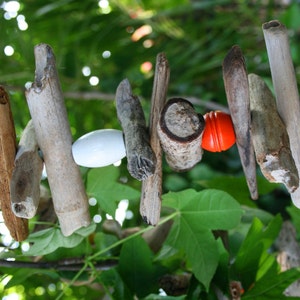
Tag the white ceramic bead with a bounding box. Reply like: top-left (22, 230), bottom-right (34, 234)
top-left (72, 129), bottom-right (126, 168)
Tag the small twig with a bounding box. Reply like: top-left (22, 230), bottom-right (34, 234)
top-left (0, 259), bottom-right (117, 271)
top-left (116, 79), bottom-right (156, 180)
top-left (157, 98), bottom-right (205, 171)
top-left (10, 120), bottom-right (44, 218)
top-left (222, 45), bottom-right (258, 200)
top-left (0, 86), bottom-right (28, 241)
top-left (25, 44), bottom-right (90, 236)
top-left (140, 53), bottom-right (170, 225)
top-left (262, 20), bottom-right (300, 206)
top-left (249, 73), bottom-right (298, 193)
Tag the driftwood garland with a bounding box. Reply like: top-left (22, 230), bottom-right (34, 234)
top-left (157, 98), bottom-right (205, 171)
top-left (25, 44), bottom-right (90, 236)
top-left (10, 120), bottom-right (44, 218)
top-left (116, 78), bottom-right (156, 180)
top-left (249, 73), bottom-right (299, 193)
top-left (262, 20), bottom-right (300, 207)
top-left (0, 86), bottom-right (28, 241)
top-left (222, 45), bottom-right (258, 200)
top-left (140, 53), bottom-right (170, 225)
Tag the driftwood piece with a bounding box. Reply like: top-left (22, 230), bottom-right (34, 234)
top-left (140, 53), bottom-right (170, 225)
top-left (10, 120), bottom-right (44, 218)
top-left (262, 20), bottom-right (300, 207)
top-left (0, 86), bottom-right (28, 241)
top-left (157, 98), bottom-right (205, 171)
top-left (25, 44), bottom-right (90, 236)
top-left (222, 45), bottom-right (258, 200)
top-left (249, 73), bottom-right (299, 193)
top-left (116, 79), bottom-right (156, 180)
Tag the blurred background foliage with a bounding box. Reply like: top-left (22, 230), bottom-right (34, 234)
top-left (1, 0), bottom-right (300, 298)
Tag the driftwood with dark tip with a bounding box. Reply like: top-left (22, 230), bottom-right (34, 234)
top-left (222, 45), bottom-right (258, 200)
top-left (11, 120), bottom-right (44, 218)
top-left (249, 73), bottom-right (298, 193)
top-left (157, 98), bottom-right (205, 171)
top-left (25, 44), bottom-right (90, 236)
top-left (0, 86), bottom-right (28, 241)
top-left (140, 53), bottom-right (170, 225)
top-left (116, 79), bottom-right (156, 181)
top-left (263, 20), bottom-right (300, 207)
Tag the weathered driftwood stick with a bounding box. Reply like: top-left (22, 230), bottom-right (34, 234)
top-left (25, 44), bottom-right (90, 236)
top-left (263, 20), bottom-right (300, 207)
top-left (157, 98), bottom-right (205, 171)
top-left (249, 73), bottom-right (299, 193)
top-left (222, 45), bottom-right (258, 200)
top-left (0, 86), bottom-right (28, 241)
top-left (116, 79), bottom-right (156, 180)
top-left (10, 120), bottom-right (44, 218)
top-left (140, 53), bottom-right (170, 225)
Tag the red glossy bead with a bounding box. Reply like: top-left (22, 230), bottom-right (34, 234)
top-left (202, 111), bottom-right (236, 152)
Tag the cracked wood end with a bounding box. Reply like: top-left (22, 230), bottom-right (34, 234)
top-left (157, 98), bottom-right (205, 171)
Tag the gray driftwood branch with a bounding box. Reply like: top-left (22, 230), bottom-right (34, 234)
top-left (222, 45), bottom-right (258, 200)
top-left (25, 44), bottom-right (90, 236)
top-left (249, 73), bottom-right (298, 193)
top-left (263, 20), bottom-right (300, 207)
top-left (116, 79), bottom-right (156, 180)
top-left (10, 120), bottom-right (44, 218)
top-left (140, 53), bottom-right (170, 225)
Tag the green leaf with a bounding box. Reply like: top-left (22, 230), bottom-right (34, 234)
top-left (86, 166), bottom-right (140, 216)
top-left (164, 189), bottom-right (242, 291)
top-left (232, 215), bottom-right (282, 290)
top-left (243, 268), bottom-right (300, 299)
top-left (118, 236), bottom-right (165, 298)
top-left (143, 294), bottom-right (186, 300)
top-left (167, 219), bottom-right (219, 291)
top-left (24, 223), bottom-right (96, 256)
top-left (164, 189), bottom-right (243, 230)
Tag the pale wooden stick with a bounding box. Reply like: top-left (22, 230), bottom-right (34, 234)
top-left (222, 46), bottom-right (258, 200)
top-left (249, 73), bottom-right (299, 193)
top-left (10, 120), bottom-right (44, 218)
top-left (116, 79), bottom-right (156, 180)
top-left (263, 20), bottom-right (300, 207)
top-left (25, 44), bottom-right (90, 236)
top-left (140, 53), bottom-right (170, 225)
top-left (0, 86), bottom-right (28, 241)
top-left (157, 98), bottom-right (205, 171)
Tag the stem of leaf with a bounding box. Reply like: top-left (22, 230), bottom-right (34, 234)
top-left (56, 210), bottom-right (178, 299)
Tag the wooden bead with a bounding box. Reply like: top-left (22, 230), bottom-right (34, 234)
top-left (157, 98), bottom-right (205, 171)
